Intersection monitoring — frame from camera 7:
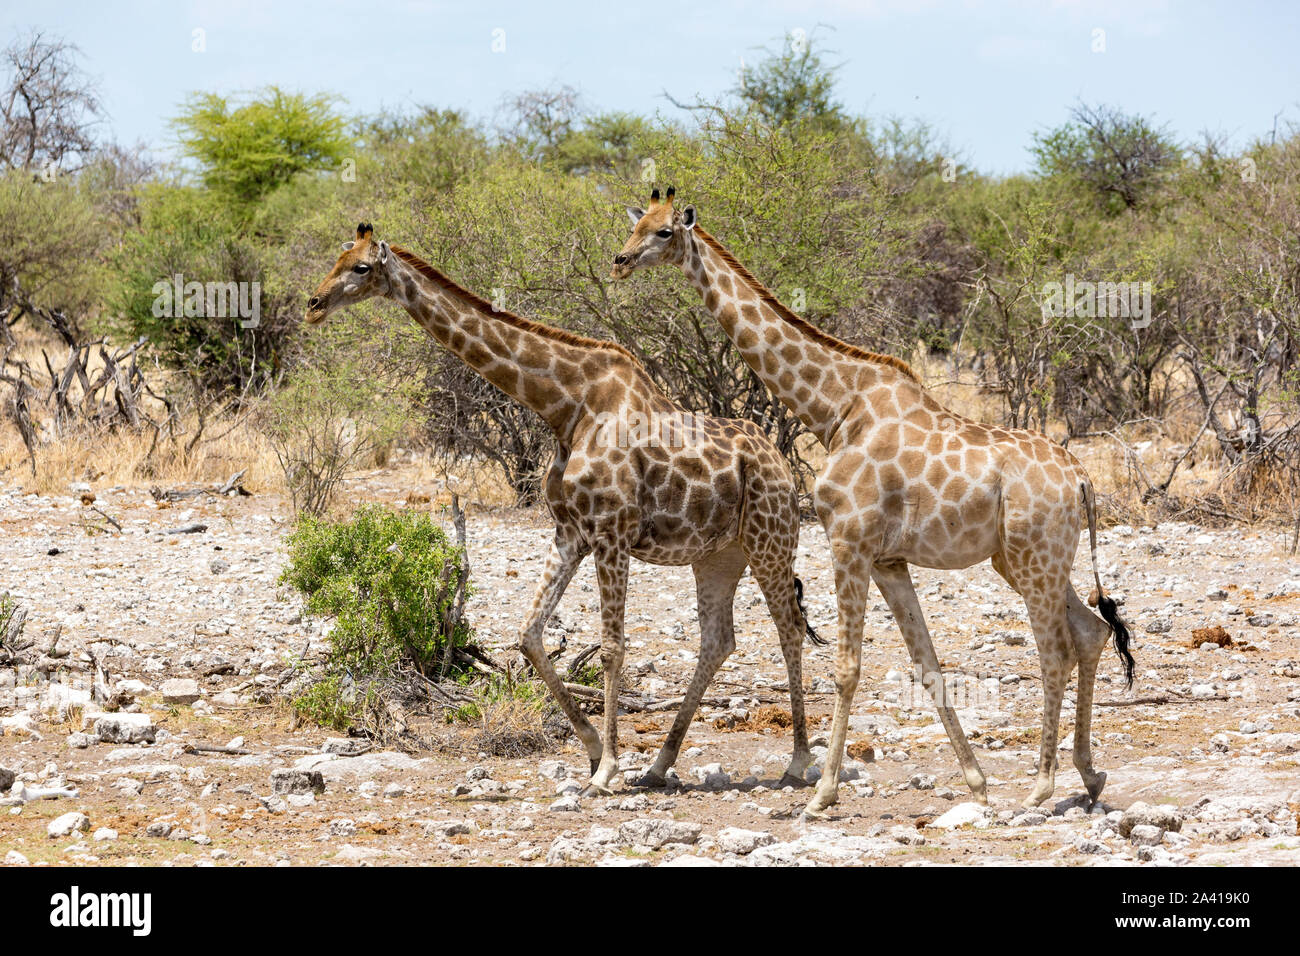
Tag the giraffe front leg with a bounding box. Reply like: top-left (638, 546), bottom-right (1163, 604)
top-left (803, 617), bottom-right (862, 817)
top-left (803, 550), bottom-right (869, 819)
top-left (872, 561), bottom-right (987, 803)
top-left (518, 536), bottom-right (602, 765)
top-left (584, 542), bottom-right (630, 797)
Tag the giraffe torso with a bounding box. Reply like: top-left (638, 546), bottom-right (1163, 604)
top-left (815, 369), bottom-right (1090, 571)
top-left (547, 407), bottom-right (798, 567)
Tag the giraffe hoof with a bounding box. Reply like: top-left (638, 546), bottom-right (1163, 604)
top-left (801, 789), bottom-right (837, 820)
top-left (1085, 771), bottom-right (1107, 804)
top-left (778, 772), bottom-right (810, 789)
top-left (582, 781), bottom-right (614, 798)
top-left (631, 771), bottom-right (667, 789)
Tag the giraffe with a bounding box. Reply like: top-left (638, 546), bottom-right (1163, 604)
top-left (612, 190), bottom-right (1135, 817)
top-left (306, 223), bottom-right (825, 794)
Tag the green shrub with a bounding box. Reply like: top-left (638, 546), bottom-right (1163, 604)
top-left (0, 171), bottom-right (106, 327)
top-left (291, 674), bottom-right (360, 731)
top-left (104, 184), bottom-right (284, 397)
top-left (281, 505), bottom-right (474, 695)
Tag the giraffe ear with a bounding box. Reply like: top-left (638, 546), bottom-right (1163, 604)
top-left (341, 241), bottom-right (355, 251)
top-left (681, 205), bottom-right (697, 231)
top-left (377, 240), bottom-right (389, 264)
top-left (626, 206), bottom-right (646, 226)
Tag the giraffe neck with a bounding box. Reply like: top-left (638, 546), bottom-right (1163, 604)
top-left (384, 251), bottom-right (600, 439)
top-left (678, 228), bottom-right (871, 446)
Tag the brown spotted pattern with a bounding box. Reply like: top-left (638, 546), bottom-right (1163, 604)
top-left (307, 224), bottom-right (818, 793)
top-left (613, 194), bottom-right (1128, 815)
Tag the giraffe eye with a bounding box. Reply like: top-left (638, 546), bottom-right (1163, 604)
top-left (352, 264), bottom-right (371, 274)
top-left (656, 229), bottom-right (672, 239)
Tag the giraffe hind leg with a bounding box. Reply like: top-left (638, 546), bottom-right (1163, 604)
top-left (751, 561), bottom-right (815, 788)
top-left (1021, 585), bottom-right (1075, 810)
top-left (584, 541), bottom-right (631, 796)
top-left (996, 548), bottom-right (1089, 807)
top-left (1067, 586), bottom-right (1109, 803)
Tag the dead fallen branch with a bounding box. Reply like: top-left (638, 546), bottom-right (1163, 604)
top-left (87, 505), bottom-right (122, 531)
top-left (644, 694), bottom-right (733, 713)
top-left (1097, 693), bottom-right (1231, 707)
top-left (557, 682), bottom-right (741, 714)
top-left (457, 642), bottom-right (506, 674)
top-left (561, 681), bottom-right (651, 711)
top-left (151, 470), bottom-right (251, 503)
top-left (182, 743), bottom-right (255, 756)
top-left (564, 643), bottom-right (601, 680)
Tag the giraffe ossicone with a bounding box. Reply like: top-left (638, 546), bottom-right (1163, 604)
top-left (307, 223), bottom-right (826, 795)
top-left (613, 190), bottom-right (1135, 817)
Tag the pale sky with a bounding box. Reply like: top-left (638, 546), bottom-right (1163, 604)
top-left (5, 0), bottom-right (1297, 174)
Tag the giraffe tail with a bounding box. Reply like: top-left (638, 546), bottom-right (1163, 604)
top-left (1081, 480), bottom-right (1136, 689)
top-left (793, 577), bottom-right (827, 646)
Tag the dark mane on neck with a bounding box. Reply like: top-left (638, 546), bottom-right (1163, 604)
top-left (691, 228), bottom-right (920, 384)
top-left (389, 245), bottom-right (636, 360)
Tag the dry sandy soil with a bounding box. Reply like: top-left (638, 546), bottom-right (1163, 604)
top-left (2, 464), bottom-right (1299, 867)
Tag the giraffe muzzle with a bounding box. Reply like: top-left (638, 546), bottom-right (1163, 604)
top-left (304, 294), bottom-right (327, 324)
top-left (610, 254), bottom-right (635, 280)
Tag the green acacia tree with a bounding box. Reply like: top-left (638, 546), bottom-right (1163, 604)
top-left (732, 31), bottom-right (846, 132)
top-left (102, 88), bottom-right (351, 396)
top-left (171, 86), bottom-right (349, 206)
top-left (1032, 102), bottom-right (1182, 214)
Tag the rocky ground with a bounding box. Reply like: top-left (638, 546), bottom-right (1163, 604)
top-left (2, 467), bottom-right (1299, 867)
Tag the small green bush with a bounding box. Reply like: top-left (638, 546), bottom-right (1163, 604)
top-left (566, 658), bottom-right (602, 689)
top-left (281, 505), bottom-right (475, 726)
top-left (291, 674), bottom-right (360, 731)
top-left (445, 676), bottom-right (549, 725)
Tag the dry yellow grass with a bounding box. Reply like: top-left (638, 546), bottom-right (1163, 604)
top-left (1, 324), bottom-right (287, 494)
top-left (915, 352), bottom-right (1275, 527)
top-left (0, 388), bottom-right (1251, 525)
top-left (0, 414), bottom-right (531, 514)
top-left (1, 321), bottom-right (520, 504)
top-left (0, 408), bottom-right (283, 496)
top-left (2, 332), bottom-right (1289, 527)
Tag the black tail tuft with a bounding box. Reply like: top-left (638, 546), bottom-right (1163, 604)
top-left (1097, 593), bottom-right (1136, 689)
top-left (794, 577), bottom-right (827, 646)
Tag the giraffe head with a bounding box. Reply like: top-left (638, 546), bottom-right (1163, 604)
top-left (304, 222), bottom-right (392, 324)
top-left (610, 186), bottom-right (696, 280)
